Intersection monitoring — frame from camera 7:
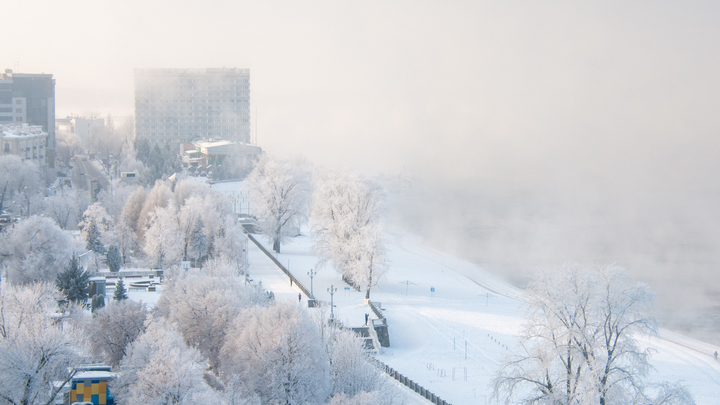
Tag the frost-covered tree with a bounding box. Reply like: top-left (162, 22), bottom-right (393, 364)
top-left (247, 155), bottom-right (311, 253)
top-left (106, 245), bottom-right (122, 272)
top-left (79, 202), bottom-right (112, 237)
top-left (212, 219), bottom-right (246, 263)
top-left (87, 299), bottom-right (147, 366)
top-left (144, 202), bottom-right (182, 268)
top-left (220, 302), bottom-right (331, 404)
top-left (173, 179), bottom-right (210, 207)
top-left (0, 282), bottom-right (87, 405)
top-left (0, 155), bottom-right (43, 215)
top-left (97, 179), bottom-right (136, 220)
top-left (324, 325), bottom-right (386, 399)
top-left (114, 317), bottom-right (219, 405)
top-left (41, 192), bottom-right (79, 230)
top-left (2, 216), bottom-right (75, 284)
top-left (178, 195), bottom-right (203, 262)
top-left (114, 278), bottom-right (129, 301)
top-left (105, 219), bottom-right (137, 265)
top-left (137, 180), bottom-right (173, 239)
top-left (121, 186), bottom-right (146, 234)
top-left (492, 265), bottom-right (695, 405)
top-left (311, 170), bottom-right (386, 298)
top-left (91, 294), bottom-right (105, 313)
top-left (189, 217), bottom-right (208, 265)
top-left (84, 219), bottom-right (105, 255)
top-left (156, 259), bottom-right (269, 372)
top-left (56, 254), bottom-right (89, 306)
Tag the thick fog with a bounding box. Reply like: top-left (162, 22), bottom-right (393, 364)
top-left (4, 0), bottom-right (720, 340)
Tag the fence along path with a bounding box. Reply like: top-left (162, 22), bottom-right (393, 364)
top-left (244, 228), bottom-right (450, 405)
top-left (369, 358), bottom-right (452, 405)
top-left (244, 231), bottom-right (312, 299)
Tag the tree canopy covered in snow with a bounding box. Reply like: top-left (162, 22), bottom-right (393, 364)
top-left (493, 265), bottom-right (695, 405)
top-left (0, 283), bottom-right (87, 405)
top-left (247, 155), bottom-right (311, 253)
top-left (1, 216), bottom-right (76, 284)
top-left (87, 299), bottom-right (148, 366)
top-left (311, 170), bottom-right (387, 298)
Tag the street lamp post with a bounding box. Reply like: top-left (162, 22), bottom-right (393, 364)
top-left (307, 268), bottom-right (316, 298)
top-left (327, 285), bottom-right (337, 320)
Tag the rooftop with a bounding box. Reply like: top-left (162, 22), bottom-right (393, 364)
top-left (1, 124), bottom-right (48, 138)
top-left (135, 67), bottom-right (249, 75)
top-left (2, 69), bottom-right (53, 80)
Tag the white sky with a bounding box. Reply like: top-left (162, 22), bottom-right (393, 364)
top-left (4, 0), bottom-right (719, 178)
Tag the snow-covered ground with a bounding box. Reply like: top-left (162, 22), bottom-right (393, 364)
top-left (213, 181), bottom-right (720, 404)
top-left (245, 225), bottom-right (720, 405)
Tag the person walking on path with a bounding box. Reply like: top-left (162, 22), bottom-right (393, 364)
top-left (365, 313), bottom-right (369, 326)
top-left (714, 351), bottom-right (718, 361)
top-left (298, 292), bottom-right (302, 302)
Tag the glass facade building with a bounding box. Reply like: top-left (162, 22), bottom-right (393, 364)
top-left (0, 69), bottom-right (56, 167)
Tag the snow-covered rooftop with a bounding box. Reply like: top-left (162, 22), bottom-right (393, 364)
top-left (1, 123), bottom-right (47, 138)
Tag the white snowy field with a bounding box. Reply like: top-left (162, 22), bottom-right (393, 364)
top-left (213, 181), bottom-right (720, 404)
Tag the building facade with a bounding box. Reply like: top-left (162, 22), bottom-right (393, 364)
top-left (56, 116), bottom-right (105, 146)
top-left (182, 139), bottom-right (261, 168)
top-left (134, 68), bottom-right (250, 148)
top-left (1, 123), bottom-right (49, 169)
top-left (0, 69), bottom-right (55, 166)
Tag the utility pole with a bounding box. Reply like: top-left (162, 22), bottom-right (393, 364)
top-left (328, 285), bottom-right (337, 320)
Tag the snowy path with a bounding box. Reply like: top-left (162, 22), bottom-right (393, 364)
top-left (246, 235), bottom-right (307, 304)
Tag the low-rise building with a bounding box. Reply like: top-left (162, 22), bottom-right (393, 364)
top-left (1, 123), bottom-right (49, 168)
top-left (182, 139), bottom-right (261, 178)
top-left (56, 116), bottom-right (105, 146)
top-left (51, 365), bottom-right (115, 405)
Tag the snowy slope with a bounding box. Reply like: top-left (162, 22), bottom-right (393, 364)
top-left (246, 226), bottom-right (720, 404)
top-left (215, 181), bottom-right (720, 404)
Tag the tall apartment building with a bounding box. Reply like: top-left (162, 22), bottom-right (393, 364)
top-left (0, 69), bottom-right (56, 167)
top-left (134, 68), bottom-right (250, 147)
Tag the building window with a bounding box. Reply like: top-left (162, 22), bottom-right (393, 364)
top-left (15, 108), bottom-right (22, 113)
top-left (15, 100), bottom-right (22, 105)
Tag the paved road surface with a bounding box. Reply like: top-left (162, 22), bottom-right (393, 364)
top-left (69, 156), bottom-right (110, 196)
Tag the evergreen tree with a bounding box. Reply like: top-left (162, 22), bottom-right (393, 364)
top-left (91, 294), bottom-right (105, 313)
top-left (190, 217), bottom-right (208, 265)
top-left (86, 219), bottom-right (105, 255)
top-left (56, 254), bottom-right (89, 306)
top-left (114, 278), bottom-right (129, 301)
top-left (107, 245), bottom-right (122, 272)
top-left (206, 233), bottom-right (215, 259)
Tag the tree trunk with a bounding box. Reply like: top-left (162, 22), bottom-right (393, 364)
top-left (273, 237), bottom-right (281, 253)
top-left (365, 268), bottom-right (372, 299)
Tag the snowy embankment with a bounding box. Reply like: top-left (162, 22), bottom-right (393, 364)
top-left (247, 225), bottom-right (720, 405)
top-left (212, 180), bottom-right (720, 404)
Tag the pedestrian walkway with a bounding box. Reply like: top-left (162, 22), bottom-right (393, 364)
top-left (247, 237), bottom-right (307, 304)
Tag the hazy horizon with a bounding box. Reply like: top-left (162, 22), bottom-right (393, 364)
top-left (5, 0), bottom-right (720, 341)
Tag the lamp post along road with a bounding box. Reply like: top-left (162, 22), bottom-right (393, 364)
top-left (328, 285), bottom-right (337, 320)
top-left (307, 269), bottom-right (316, 298)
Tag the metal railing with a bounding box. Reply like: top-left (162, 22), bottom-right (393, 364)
top-left (244, 232), bottom-right (312, 299)
top-left (369, 358), bottom-right (452, 405)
